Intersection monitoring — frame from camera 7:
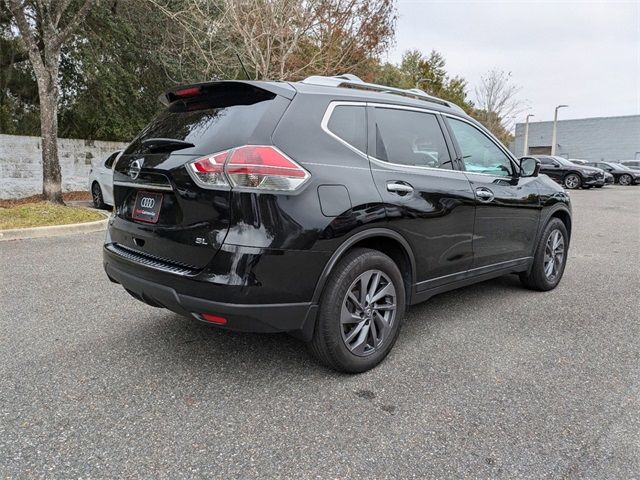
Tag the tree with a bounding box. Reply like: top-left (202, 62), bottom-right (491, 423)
top-left (474, 69), bottom-right (524, 144)
top-left (5, 0), bottom-right (94, 203)
top-left (150, 0), bottom-right (397, 82)
top-left (374, 49), bottom-right (473, 112)
top-left (58, 0), bottom-right (204, 140)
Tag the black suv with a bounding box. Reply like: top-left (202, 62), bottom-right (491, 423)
top-left (104, 75), bottom-right (572, 372)
top-left (523, 155), bottom-right (605, 189)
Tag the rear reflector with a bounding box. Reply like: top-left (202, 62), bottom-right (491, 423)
top-left (186, 145), bottom-right (309, 192)
top-left (200, 313), bottom-right (227, 325)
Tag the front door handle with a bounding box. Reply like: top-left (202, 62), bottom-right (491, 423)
top-left (475, 187), bottom-right (494, 202)
top-left (387, 182), bottom-right (414, 195)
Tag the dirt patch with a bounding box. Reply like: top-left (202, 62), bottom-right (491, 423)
top-left (0, 191), bottom-right (91, 208)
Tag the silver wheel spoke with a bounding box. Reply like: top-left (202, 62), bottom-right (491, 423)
top-left (367, 271), bottom-right (381, 303)
top-left (375, 303), bottom-right (396, 311)
top-left (351, 323), bottom-right (370, 355)
top-left (347, 292), bottom-right (363, 311)
top-left (373, 311), bottom-right (390, 333)
top-left (358, 271), bottom-right (374, 306)
top-left (370, 282), bottom-right (393, 304)
top-left (369, 318), bottom-right (379, 348)
top-left (545, 260), bottom-right (554, 277)
top-left (341, 302), bottom-right (361, 325)
top-left (344, 321), bottom-right (365, 344)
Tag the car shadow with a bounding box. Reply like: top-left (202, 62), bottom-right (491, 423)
top-left (101, 274), bottom-right (527, 380)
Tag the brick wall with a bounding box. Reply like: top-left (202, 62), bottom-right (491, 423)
top-left (0, 134), bottom-right (128, 199)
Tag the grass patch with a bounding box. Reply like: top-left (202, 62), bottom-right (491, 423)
top-left (0, 202), bottom-right (104, 230)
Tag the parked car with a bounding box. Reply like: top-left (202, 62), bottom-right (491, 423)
top-left (619, 160), bottom-right (640, 170)
top-left (569, 159), bottom-right (611, 188)
top-left (585, 161), bottom-right (640, 186)
top-left (523, 155), bottom-right (605, 189)
top-left (88, 150), bottom-right (121, 208)
top-left (103, 76), bottom-right (572, 373)
top-left (604, 171), bottom-right (615, 185)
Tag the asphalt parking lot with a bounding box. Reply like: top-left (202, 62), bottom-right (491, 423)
top-left (1, 186), bottom-right (639, 479)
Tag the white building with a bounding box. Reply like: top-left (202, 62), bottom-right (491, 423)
top-left (511, 115), bottom-right (640, 161)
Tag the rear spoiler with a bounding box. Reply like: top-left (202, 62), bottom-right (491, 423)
top-left (159, 80), bottom-right (296, 106)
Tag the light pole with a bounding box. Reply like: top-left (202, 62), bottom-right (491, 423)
top-left (551, 105), bottom-right (568, 156)
top-left (523, 113), bottom-right (534, 156)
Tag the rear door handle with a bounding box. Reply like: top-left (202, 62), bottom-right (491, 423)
top-left (387, 182), bottom-right (414, 195)
top-left (475, 187), bottom-right (494, 202)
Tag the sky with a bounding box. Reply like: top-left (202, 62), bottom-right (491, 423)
top-left (387, 0), bottom-right (640, 123)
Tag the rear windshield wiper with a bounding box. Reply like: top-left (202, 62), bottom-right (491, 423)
top-left (140, 138), bottom-right (195, 153)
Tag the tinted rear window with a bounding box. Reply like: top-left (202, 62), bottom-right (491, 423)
top-left (374, 108), bottom-right (453, 169)
top-left (125, 84), bottom-right (278, 155)
top-left (327, 105), bottom-right (367, 153)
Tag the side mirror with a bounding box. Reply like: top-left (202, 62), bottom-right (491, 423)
top-left (520, 157), bottom-right (540, 177)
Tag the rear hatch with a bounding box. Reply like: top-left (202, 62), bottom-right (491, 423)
top-left (110, 81), bottom-right (294, 270)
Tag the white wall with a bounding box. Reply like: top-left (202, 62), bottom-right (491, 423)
top-left (0, 134), bottom-right (128, 199)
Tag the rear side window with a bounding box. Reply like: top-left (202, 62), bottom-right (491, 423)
top-left (125, 83), bottom-right (279, 155)
top-left (327, 105), bottom-right (367, 153)
top-left (374, 108), bottom-right (453, 169)
top-left (104, 151), bottom-right (120, 169)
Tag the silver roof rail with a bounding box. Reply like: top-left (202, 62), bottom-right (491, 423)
top-left (300, 74), bottom-right (465, 112)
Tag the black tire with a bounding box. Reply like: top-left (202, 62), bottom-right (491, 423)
top-left (619, 174), bottom-right (632, 186)
top-left (309, 248), bottom-right (406, 373)
top-left (563, 173), bottom-right (581, 190)
top-left (92, 182), bottom-right (106, 209)
top-left (520, 218), bottom-right (568, 291)
top-left (595, 185), bottom-right (603, 188)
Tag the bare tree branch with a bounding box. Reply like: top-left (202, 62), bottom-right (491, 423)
top-left (6, 0), bottom-right (44, 71)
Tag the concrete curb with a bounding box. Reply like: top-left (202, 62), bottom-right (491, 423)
top-left (0, 211), bottom-right (109, 242)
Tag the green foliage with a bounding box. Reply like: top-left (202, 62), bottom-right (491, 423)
top-left (374, 49), bottom-right (473, 112)
top-left (1, 0), bottom-right (224, 142)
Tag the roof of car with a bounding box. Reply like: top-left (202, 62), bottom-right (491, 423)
top-left (163, 76), bottom-right (476, 124)
top-left (287, 74), bottom-right (470, 118)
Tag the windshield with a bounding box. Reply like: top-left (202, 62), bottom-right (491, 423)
top-left (553, 157), bottom-right (574, 167)
top-left (611, 163), bottom-right (631, 171)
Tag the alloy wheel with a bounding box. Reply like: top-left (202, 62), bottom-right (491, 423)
top-left (544, 229), bottom-right (565, 281)
top-left (619, 174), bottom-right (631, 186)
top-left (564, 174), bottom-right (580, 189)
top-left (92, 184), bottom-right (102, 206)
top-left (341, 269), bottom-right (397, 357)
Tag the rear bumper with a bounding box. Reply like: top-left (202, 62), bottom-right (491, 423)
top-left (103, 243), bottom-right (324, 340)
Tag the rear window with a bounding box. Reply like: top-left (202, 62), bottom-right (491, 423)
top-left (125, 83), bottom-right (278, 155)
top-left (327, 105), bottom-right (367, 153)
top-left (374, 107), bottom-right (453, 169)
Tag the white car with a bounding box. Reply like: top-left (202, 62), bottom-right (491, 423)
top-left (88, 150), bottom-right (120, 208)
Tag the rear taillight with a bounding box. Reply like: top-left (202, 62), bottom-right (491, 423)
top-left (186, 146), bottom-right (309, 192)
top-left (188, 150), bottom-right (229, 188)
